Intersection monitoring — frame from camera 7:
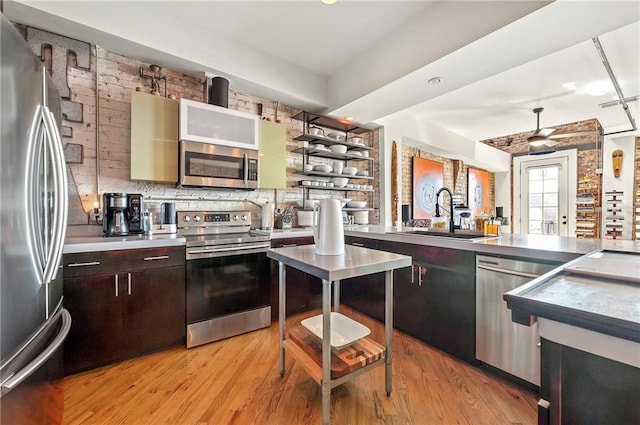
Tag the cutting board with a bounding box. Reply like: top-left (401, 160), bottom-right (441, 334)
top-left (288, 324), bottom-right (385, 379)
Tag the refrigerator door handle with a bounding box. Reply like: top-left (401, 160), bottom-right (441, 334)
top-left (40, 106), bottom-right (68, 284)
top-left (25, 106), bottom-right (47, 282)
top-left (0, 308), bottom-right (71, 397)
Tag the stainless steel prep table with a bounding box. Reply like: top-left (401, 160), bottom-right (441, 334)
top-left (268, 244), bottom-right (411, 425)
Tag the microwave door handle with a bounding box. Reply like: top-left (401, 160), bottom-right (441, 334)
top-left (243, 153), bottom-right (248, 185)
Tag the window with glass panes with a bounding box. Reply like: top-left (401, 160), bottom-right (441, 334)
top-left (527, 166), bottom-right (559, 234)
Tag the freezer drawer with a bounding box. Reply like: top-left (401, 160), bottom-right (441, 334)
top-left (0, 308), bottom-right (71, 425)
top-left (475, 255), bottom-right (558, 385)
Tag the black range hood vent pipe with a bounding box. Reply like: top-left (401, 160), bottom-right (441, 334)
top-left (206, 76), bottom-right (229, 108)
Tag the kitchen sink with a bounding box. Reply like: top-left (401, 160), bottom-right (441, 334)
top-left (400, 230), bottom-right (495, 241)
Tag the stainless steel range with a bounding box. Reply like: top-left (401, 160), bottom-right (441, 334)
top-left (178, 210), bottom-right (271, 348)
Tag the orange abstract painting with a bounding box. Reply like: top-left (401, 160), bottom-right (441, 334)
top-left (412, 157), bottom-right (443, 219)
top-left (468, 167), bottom-right (490, 217)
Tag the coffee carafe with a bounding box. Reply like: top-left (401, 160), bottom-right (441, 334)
top-left (103, 193), bottom-right (129, 236)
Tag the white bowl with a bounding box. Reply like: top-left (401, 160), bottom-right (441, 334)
top-left (302, 180), bottom-right (311, 186)
top-left (332, 177), bottom-right (348, 188)
top-left (329, 144), bottom-right (347, 154)
top-left (349, 151), bottom-right (362, 157)
top-left (338, 198), bottom-right (352, 208)
top-left (352, 211), bottom-right (369, 224)
top-left (326, 131), bottom-right (345, 141)
top-left (295, 199), bottom-right (319, 208)
top-left (348, 136), bottom-right (364, 145)
top-left (308, 126), bottom-right (324, 136)
top-left (303, 164), bottom-right (313, 172)
top-left (361, 151), bottom-right (369, 158)
top-left (356, 170), bottom-right (369, 176)
top-left (342, 166), bottom-right (358, 176)
top-left (347, 200), bottom-right (367, 208)
top-left (313, 164), bottom-right (332, 173)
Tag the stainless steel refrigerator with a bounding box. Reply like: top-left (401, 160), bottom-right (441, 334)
top-left (0, 13), bottom-right (71, 424)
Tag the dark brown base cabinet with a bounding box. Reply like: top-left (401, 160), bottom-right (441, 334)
top-left (62, 246), bottom-right (186, 375)
top-left (378, 240), bottom-right (476, 363)
top-left (540, 338), bottom-right (640, 425)
top-left (340, 237), bottom-right (386, 322)
top-left (269, 236), bottom-right (321, 320)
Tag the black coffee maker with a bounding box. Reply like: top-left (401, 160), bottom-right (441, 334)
top-left (103, 193), bottom-right (129, 236)
top-left (102, 193), bottom-right (145, 236)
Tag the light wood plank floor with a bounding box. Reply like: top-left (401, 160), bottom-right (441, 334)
top-left (63, 308), bottom-right (537, 424)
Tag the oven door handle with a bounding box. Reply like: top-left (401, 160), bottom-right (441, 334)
top-left (188, 243), bottom-right (270, 255)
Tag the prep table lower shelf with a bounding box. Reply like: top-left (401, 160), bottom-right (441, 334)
top-left (286, 324), bottom-right (385, 381)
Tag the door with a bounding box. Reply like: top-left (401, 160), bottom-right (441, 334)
top-left (513, 150), bottom-right (577, 236)
top-left (123, 267), bottom-right (185, 356)
top-left (63, 274), bottom-right (123, 373)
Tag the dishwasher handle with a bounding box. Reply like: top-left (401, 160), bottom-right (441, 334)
top-left (477, 263), bottom-right (541, 279)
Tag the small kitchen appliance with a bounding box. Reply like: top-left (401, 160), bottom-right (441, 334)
top-left (102, 193), bottom-right (145, 236)
top-left (145, 201), bottom-right (177, 234)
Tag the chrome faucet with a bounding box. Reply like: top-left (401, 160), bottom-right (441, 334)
top-left (435, 187), bottom-right (455, 233)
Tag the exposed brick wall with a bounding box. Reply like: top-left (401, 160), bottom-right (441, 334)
top-left (634, 137), bottom-right (640, 240)
top-left (15, 23), bottom-right (380, 228)
top-left (480, 119), bottom-right (604, 238)
top-left (400, 145), bottom-right (494, 221)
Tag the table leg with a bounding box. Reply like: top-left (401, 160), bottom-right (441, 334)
top-left (385, 269), bottom-right (393, 396)
top-left (322, 279), bottom-right (332, 425)
top-left (279, 262), bottom-right (286, 377)
top-left (333, 279), bottom-right (340, 313)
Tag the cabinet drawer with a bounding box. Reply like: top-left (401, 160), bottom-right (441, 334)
top-left (63, 246), bottom-right (185, 277)
top-left (271, 236), bottom-right (314, 248)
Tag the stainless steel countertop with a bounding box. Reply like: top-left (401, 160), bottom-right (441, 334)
top-left (267, 244), bottom-right (411, 281)
top-left (63, 225), bottom-right (186, 254)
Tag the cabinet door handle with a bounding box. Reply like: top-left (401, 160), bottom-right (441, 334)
top-left (418, 266), bottom-right (423, 286)
top-left (411, 263), bottom-right (415, 284)
top-left (127, 273), bottom-right (132, 295)
top-left (115, 274), bottom-right (119, 297)
top-left (351, 242), bottom-right (364, 247)
top-left (68, 261), bottom-right (100, 267)
top-left (143, 255), bottom-right (169, 261)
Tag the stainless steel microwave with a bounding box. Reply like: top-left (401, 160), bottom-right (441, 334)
top-left (178, 140), bottom-right (258, 190)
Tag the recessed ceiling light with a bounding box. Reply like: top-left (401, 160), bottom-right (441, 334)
top-left (344, 116), bottom-right (353, 121)
top-left (428, 77), bottom-right (443, 85)
top-left (321, 0), bottom-right (337, 4)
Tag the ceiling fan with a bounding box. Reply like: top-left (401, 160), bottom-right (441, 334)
top-left (527, 107), bottom-right (600, 154)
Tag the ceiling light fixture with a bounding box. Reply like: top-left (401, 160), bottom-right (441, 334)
top-left (321, 0), bottom-right (337, 4)
top-left (527, 135), bottom-right (548, 147)
top-left (344, 116), bottom-right (353, 121)
top-left (428, 77), bottom-right (443, 85)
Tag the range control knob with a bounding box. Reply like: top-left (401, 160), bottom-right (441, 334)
top-left (241, 214), bottom-right (247, 221)
top-left (183, 215), bottom-right (191, 222)
top-left (194, 215), bottom-right (201, 222)
top-left (233, 215), bottom-right (240, 221)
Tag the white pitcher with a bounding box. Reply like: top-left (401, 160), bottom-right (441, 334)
top-left (313, 199), bottom-right (345, 255)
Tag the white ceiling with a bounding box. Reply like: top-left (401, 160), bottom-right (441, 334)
top-left (4, 0), bottom-right (640, 143)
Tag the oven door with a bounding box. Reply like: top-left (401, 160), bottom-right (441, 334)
top-left (186, 251), bottom-right (270, 325)
top-left (179, 140), bottom-right (258, 190)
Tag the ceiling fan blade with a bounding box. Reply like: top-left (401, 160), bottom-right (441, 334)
top-left (543, 139), bottom-right (560, 146)
top-left (548, 130), bottom-right (599, 139)
top-left (538, 127), bottom-right (556, 137)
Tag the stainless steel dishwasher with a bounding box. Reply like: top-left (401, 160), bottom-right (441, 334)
top-left (476, 255), bottom-right (559, 386)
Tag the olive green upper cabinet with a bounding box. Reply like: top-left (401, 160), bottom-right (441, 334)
top-left (258, 120), bottom-right (286, 189)
top-left (130, 91), bottom-right (179, 183)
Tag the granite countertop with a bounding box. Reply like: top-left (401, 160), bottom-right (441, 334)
top-left (63, 225), bottom-right (186, 254)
